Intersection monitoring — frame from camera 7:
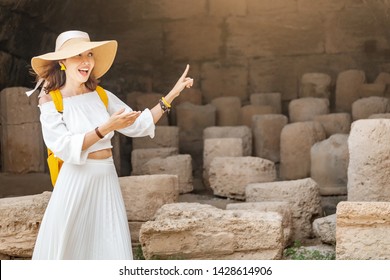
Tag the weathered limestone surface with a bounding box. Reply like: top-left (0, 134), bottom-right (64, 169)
top-left (351, 96), bottom-right (390, 121)
top-left (211, 97), bottom-right (241, 126)
top-left (288, 97), bottom-right (329, 123)
top-left (335, 70), bottom-right (366, 113)
top-left (313, 214), bottom-right (336, 245)
top-left (226, 201), bottom-right (292, 246)
top-left (280, 121), bottom-right (326, 180)
top-left (203, 138), bottom-right (243, 187)
top-left (358, 83), bottom-right (386, 98)
top-left (348, 119), bottom-right (390, 201)
top-left (131, 148), bottom-right (178, 175)
top-left (1, 87), bottom-right (45, 173)
top-left (132, 126), bottom-right (179, 150)
top-left (374, 72), bottom-right (390, 97)
top-left (336, 202), bottom-right (390, 260)
top-left (252, 114), bottom-right (288, 162)
top-left (299, 73), bottom-right (331, 99)
top-left (240, 104), bottom-right (276, 127)
top-left (250, 92), bottom-right (282, 114)
top-left (246, 178), bottom-right (322, 240)
top-left (369, 113), bottom-right (390, 119)
top-left (203, 126), bottom-right (252, 156)
top-left (201, 62), bottom-right (248, 103)
top-left (170, 88), bottom-right (203, 125)
top-left (129, 221), bottom-right (144, 245)
top-left (176, 102), bottom-right (216, 167)
top-left (141, 154), bottom-right (193, 194)
top-left (119, 174), bottom-right (179, 221)
top-left (0, 192), bottom-right (51, 258)
top-left (313, 113), bottom-right (351, 137)
top-left (209, 157), bottom-right (276, 200)
top-left (311, 134), bottom-right (349, 196)
top-left (140, 203), bottom-right (284, 260)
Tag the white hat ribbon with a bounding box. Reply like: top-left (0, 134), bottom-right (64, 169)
top-left (25, 78), bottom-right (48, 98)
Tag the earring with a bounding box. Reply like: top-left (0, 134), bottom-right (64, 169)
top-left (60, 63), bottom-right (66, 71)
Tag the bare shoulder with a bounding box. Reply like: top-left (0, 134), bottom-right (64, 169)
top-left (38, 93), bottom-right (53, 105)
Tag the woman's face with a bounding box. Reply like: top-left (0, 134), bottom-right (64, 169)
top-left (62, 50), bottom-right (95, 84)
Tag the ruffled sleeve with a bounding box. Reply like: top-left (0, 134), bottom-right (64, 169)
top-left (39, 102), bottom-right (89, 164)
top-left (106, 90), bottom-right (155, 138)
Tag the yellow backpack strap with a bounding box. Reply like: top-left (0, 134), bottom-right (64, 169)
top-left (49, 89), bottom-right (63, 112)
top-left (96, 86), bottom-right (108, 108)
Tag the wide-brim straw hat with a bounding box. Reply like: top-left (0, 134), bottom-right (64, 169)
top-left (31, 30), bottom-right (117, 79)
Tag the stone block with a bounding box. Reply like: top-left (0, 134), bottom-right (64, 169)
top-left (204, 126), bottom-right (252, 156)
top-left (347, 119), bottom-right (390, 201)
top-left (358, 83), bottom-right (386, 98)
top-left (250, 92), bottom-right (282, 114)
top-left (1, 87), bottom-right (45, 173)
top-left (226, 201), bottom-right (292, 246)
top-left (201, 62), bottom-right (248, 103)
top-left (142, 0), bottom-right (207, 20)
top-left (313, 214), bottom-right (336, 245)
top-left (374, 72), bottom-right (390, 97)
top-left (325, 8), bottom-right (389, 54)
top-left (0, 192), bottom-right (51, 258)
top-left (141, 154), bottom-right (193, 194)
top-left (131, 148), bottom-right (178, 175)
top-left (203, 138), bottom-right (244, 187)
top-left (280, 121), bottom-right (326, 180)
top-left (246, 178), bottom-right (322, 240)
top-left (247, 0), bottom-right (297, 15)
top-left (335, 70), bottom-right (366, 113)
top-left (165, 18), bottom-right (221, 60)
top-left (252, 114), bottom-right (288, 162)
top-left (240, 105), bottom-right (276, 128)
top-left (336, 201), bottom-right (390, 260)
top-left (140, 203), bottom-right (284, 260)
top-left (288, 97), bottom-right (329, 123)
top-left (369, 113), bottom-right (390, 119)
top-left (351, 96), bottom-right (390, 121)
top-left (209, 0), bottom-right (247, 17)
top-left (299, 73), bottom-right (331, 98)
top-left (176, 103), bottom-right (216, 172)
top-left (209, 157), bottom-right (276, 200)
top-left (226, 14), bottom-right (324, 58)
top-left (211, 97), bottom-right (242, 126)
top-left (112, 21), bottom-right (164, 63)
top-left (132, 126), bottom-right (179, 150)
top-left (311, 134), bottom-right (349, 196)
top-left (170, 88), bottom-right (202, 125)
top-left (119, 174), bottom-right (179, 221)
top-left (313, 113), bottom-right (351, 137)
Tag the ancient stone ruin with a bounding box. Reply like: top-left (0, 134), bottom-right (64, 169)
top-left (2, 0), bottom-right (390, 260)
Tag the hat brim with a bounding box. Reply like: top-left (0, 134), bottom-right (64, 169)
top-left (31, 40), bottom-right (118, 79)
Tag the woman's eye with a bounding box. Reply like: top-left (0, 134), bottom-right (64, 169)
top-left (88, 52), bottom-right (93, 57)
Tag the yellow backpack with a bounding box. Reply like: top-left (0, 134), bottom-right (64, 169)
top-left (47, 86), bottom-right (108, 186)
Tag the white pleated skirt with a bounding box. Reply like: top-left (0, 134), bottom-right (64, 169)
top-left (32, 158), bottom-right (133, 260)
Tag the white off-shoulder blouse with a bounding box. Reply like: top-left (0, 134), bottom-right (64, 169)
top-left (39, 89), bottom-right (155, 165)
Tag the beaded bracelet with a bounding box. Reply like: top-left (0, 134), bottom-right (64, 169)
top-left (161, 97), bottom-right (171, 108)
top-left (159, 99), bottom-right (170, 113)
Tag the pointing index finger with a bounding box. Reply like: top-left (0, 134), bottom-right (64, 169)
top-left (181, 64), bottom-right (190, 79)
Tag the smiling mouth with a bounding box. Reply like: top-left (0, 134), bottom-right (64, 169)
top-left (79, 68), bottom-right (90, 76)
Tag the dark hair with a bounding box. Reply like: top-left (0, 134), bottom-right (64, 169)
top-left (31, 61), bottom-right (99, 94)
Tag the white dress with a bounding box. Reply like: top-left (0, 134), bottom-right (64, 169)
top-left (32, 89), bottom-right (155, 260)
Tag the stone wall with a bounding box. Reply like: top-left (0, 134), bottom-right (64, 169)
top-left (2, 0), bottom-right (390, 104)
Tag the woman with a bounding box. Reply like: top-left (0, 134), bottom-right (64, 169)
top-left (27, 30), bottom-right (193, 259)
